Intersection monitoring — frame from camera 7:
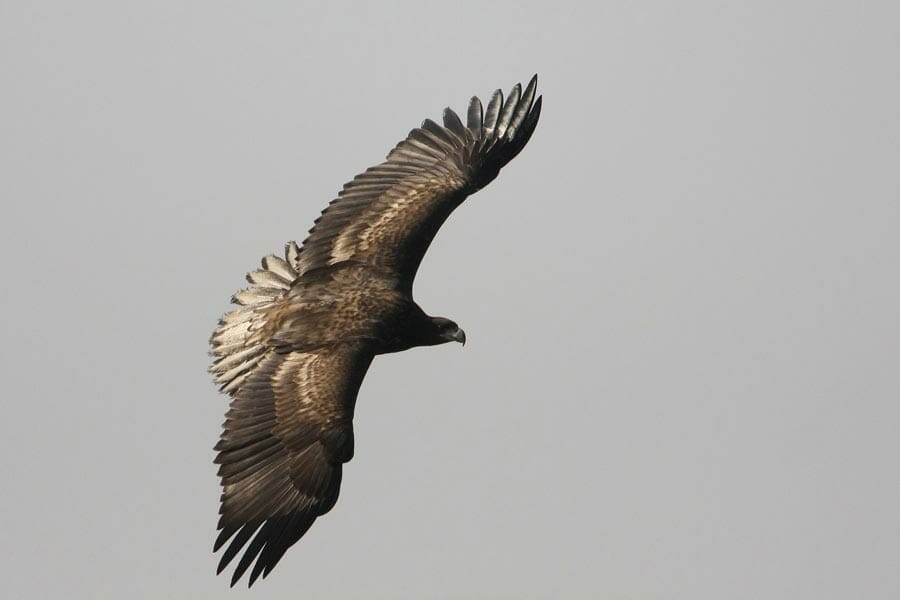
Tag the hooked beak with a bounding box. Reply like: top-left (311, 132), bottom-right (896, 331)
top-left (454, 328), bottom-right (466, 346)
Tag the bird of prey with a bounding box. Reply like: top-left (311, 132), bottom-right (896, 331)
top-left (209, 76), bottom-right (542, 586)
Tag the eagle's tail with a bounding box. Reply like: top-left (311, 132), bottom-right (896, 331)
top-left (209, 241), bottom-right (301, 394)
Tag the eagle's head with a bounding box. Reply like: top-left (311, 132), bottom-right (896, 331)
top-left (429, 316), bottom-right (466, 346)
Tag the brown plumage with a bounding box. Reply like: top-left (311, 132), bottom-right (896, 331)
top-left (210, 76), bottom-right (542, 586)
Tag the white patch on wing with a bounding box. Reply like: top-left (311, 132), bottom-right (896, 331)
top-left (329, 188), bottom-right (421, 264)
top-left (275, 352), bottom-right (325, 416)
top-left (294, 352), bottom-right (318, 405)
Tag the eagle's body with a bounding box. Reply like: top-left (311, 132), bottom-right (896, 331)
top-left (210, 76), bottom-right (542, 586)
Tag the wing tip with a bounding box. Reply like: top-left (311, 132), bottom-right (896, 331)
top-left (215, 511), bottom-right (320, 587)
top-left (475, 75), bottom-right (540, 140)
top-left (383, 74), bottom-right (540, 170)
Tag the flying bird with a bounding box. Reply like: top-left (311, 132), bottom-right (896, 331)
top-left (210, 76), bottom-right (542, 586)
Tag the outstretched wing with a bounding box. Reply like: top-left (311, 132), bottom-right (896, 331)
top-left (212, 342), bottom-right (373, 587)
top-left (293, 75), bottom-right (542, 290)
top-left (210, 247), bottom-right (376, 587)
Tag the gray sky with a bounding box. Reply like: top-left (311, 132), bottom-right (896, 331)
top-left (2, 1), bottom-right (899, 598)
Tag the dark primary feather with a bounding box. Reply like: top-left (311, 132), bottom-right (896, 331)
top-left (210, 76), bottom-right (541, 586)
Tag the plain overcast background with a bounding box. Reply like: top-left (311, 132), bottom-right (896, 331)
top-left (2, 2), bottom-right (898, 598)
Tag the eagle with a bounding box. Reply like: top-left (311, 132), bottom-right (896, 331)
top-left (209, 76), bottom-right (542, 586)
